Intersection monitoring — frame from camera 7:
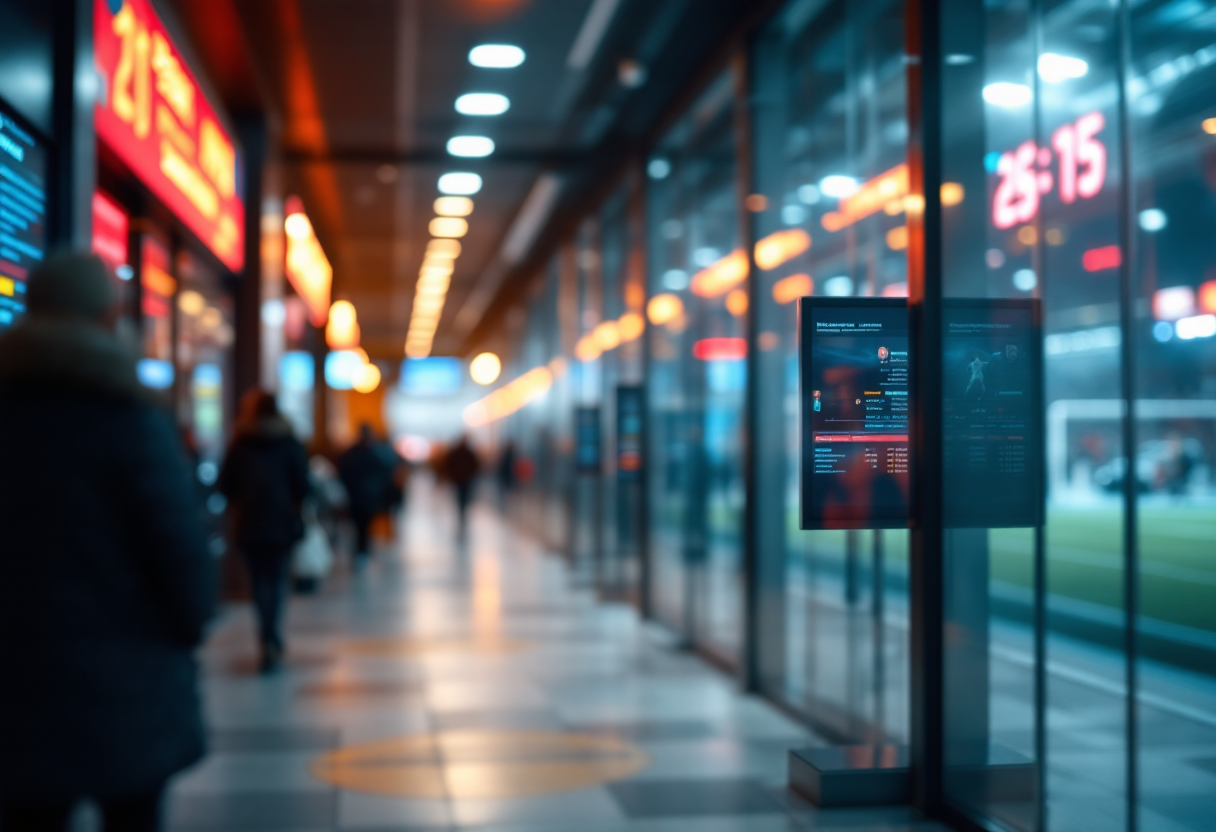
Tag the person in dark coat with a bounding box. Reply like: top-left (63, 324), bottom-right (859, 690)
top-left (337, 424), bottom-right (392, 559)
top-left (443, 435), bottom-right (481, 537)
top-left (0, 252), bottom-right (215, 830)
top-left (218, 390), bottom-right (309, 672)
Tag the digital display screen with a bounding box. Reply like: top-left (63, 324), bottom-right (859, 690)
top-left (943, 299), bottom-right (1042, 527)
top-left (800, 298), bottom-right (910, 529)
top-left (575, 406), bottom-right (601, 474)
top-left (400, 357), bottom-right (462, 396)
top-left (616, 385), bottom-right (643, 482)
top-left (0, 105), bottom-right (48, 329)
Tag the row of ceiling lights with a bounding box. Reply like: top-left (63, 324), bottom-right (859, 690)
top-left (403, 43), bottom-right (525, 358)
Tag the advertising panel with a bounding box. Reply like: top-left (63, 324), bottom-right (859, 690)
top-left (94, 0), bottom-right (244, 272)
top-left (0, 103), bottom-right (48, 329)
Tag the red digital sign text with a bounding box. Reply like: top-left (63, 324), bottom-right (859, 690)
top-left (993, 112), bottom-right (1107, 230)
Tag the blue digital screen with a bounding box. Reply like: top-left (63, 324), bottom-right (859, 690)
top-left (279, 351), bottom-right (315, 391)
top-left (0, 104), bottom-right (48, 329)
top-left (400, 357), bottom-right (462, 396)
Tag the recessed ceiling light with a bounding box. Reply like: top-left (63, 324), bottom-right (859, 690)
top-left (447, 136), bottom-right (495, 158)
top-left (469, 44), bottom-right (525, 69)
top-left (429, 217), bottom-right (469, 238)
top-left (438, 172), bottom-right (482, 195)
top-left (982, 82), bottom-right (1033, 107)
top-left (426, 239), bottom-right (462, 259)
top-left (434, 196), bottom-right (474, 217)
top-left (455, 93), bottom-right (510, 116)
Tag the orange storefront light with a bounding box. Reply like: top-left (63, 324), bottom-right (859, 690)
top-left (754, 228), bottom-right (811, 270)
top-left (772, 274), bottom-right (813, 305)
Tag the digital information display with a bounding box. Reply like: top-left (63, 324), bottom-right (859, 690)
top-left (616, 385), bottom-right (643, 483)
top-left (800, 298), bottom-right (910, 529)
top-left (0, 104), bottom-right (48, 329)
top-left (575, 406), bottom-right (601, 474)
top-left (798, 297), bottom-right (1042, 530)
top-left (942, 299), bottom-right (1042, 528)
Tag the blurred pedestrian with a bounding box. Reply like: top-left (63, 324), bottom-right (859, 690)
top-left (0, 252), bottom-right (215, 831)
top-left (337, 424), bottom-right (391, 560)
top-left (218, 390), bottom-right (309, 672)
top-left (443, 435), bottom-right (481, 537)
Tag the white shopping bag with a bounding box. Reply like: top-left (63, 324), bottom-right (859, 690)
top-left (293, 517), bottom-right (333, 580)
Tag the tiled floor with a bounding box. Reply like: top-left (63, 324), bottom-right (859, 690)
top-left (158, 484), bottom-right (950, 832)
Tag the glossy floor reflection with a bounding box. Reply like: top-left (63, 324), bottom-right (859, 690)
top-left (162, 482), bottom-right (950, 832)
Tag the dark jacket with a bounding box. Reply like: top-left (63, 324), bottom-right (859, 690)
top-left (444, 442), bottom-right (481, 487)
top-left (0, 319), bottom-right (215, 800)
top-left (337, 441), bottom-right (391, 519)
top-left (218, 418), bottom-right (309, 552)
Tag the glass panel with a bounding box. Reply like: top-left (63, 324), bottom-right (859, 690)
top-left (751, 0), bottom-right (910, 743)
top-left (175, 250), bottom-right (233, 464)
top-left (938, 0), bottom-right (1132, 825)
top-left (1128, 3), bottom-right (1216, 829)
top-left (646, 70), bottom-right (744, 660)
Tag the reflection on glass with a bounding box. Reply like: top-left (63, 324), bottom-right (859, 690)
top-left (751, 0), bottom-right (910, 743)
top-left (646, 70), bottom-right (744, 661)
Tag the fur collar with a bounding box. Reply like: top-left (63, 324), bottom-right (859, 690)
top-left (0, 318), bottom-right (151, 403)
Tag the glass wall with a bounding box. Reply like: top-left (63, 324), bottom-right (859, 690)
top-left (751, 0), bottom-right (911, 743)
top-left (646, 69), bottom-right (746, 663)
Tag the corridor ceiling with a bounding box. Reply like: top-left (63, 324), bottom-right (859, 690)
top-left (169, 0), bottom-right (767, 359)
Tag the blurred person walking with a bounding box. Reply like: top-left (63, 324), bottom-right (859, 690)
top-left (443, 435), bottom-right (481, 538)
top-left (0, 253), bottom-right (215, 831)
top-left (337, 424), bottom-right (392, 560)
top-left (218, 390), bottom-right (309, 672)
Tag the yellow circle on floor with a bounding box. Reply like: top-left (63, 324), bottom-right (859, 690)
top-left (309, 730), bottom-right (650, 799)
top-left (342, 636), bottom-right (532, 657)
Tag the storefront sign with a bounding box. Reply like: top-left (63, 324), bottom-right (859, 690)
top-left (94, 0), bottom-right (244, 272)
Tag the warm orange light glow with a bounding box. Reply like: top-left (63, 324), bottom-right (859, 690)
top-left (772, 273), bottom-right (813, 305)
top-left (726, 288), bottom-right (748, 317)
top-left (434, 196), bottom-right (474, 217)
top-left (464, 365), bottom-right (554, 427)
top-left (941, 182), bottom-right (965, 206)
top-left (618, 311), bottom-right (644, 342)
top-left (352, 362), bottom-right (381, 394)
top-left (284, 198), bottom-right (333, 326)
top-left (647, 293), bottom-right (684, 325)
top-left (754, 228), bottom-right (811, 270)
top-left (822, 164), bottom-right (909, 233)
top-left (1203, 118), bottom-right (1216, 135)
top-left (690, 249), bottom-right (749, 298)
top-left (575, 334), bottom-right (602, 362)
top-left (469, 352), bottom-right (502, 385)
top-left (429, 217), bottom-right (469, 238)
top-left (420, 258), bottom-right (455, 277)
top-left (1199, 280), bottom-right (1216, 314)
top-left (886, 226), bottom-right (909, 251)
top-left (326, 299), bottom-right (360, 349)
top-left (593, 321), bottom-right (621, 351)
top-left (426, 239), bottom-right (462, 259)
top-left (417, 274), bottom-right (451, 295)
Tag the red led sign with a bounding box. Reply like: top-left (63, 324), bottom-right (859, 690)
top-left (993, 112), bottom-right (1107, 230)
top-left (693, 337), bottom-right (747, 361)
top-left (93, 0), bottom-right (244, 272)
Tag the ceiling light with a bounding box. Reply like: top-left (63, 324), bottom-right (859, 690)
top-left (416, 277), bottom-right (450, 296)
top-left (469, 45), bottom-right (525, 69)
top-left (284, 212), bottom-right (312, 240)
top-left (420, 259), bottom-right (455, 278)
top-left (469, 352), bottom-right (502, 385)
top-left (1139, 208), bottom-right (1167, 232)
top-left (429, 217), bottom-right (469, 238)
top-left (983, 82), bottom-right (1033, 107)
top-left (447, 136), bottom-right (495, 158)
top-left (455, 93), bottom-right (509, 116)
top-left (352, 363), bottom-right (381, 394)
top-left (434, 196), bottom-right (474, 217)
top-left (819, 175), bottom-right (859, 199)
top-left (1038, 53), bottom-right (1088, 83)
top-left (426, 239), bottom-right (462, 259)
top-left (438, 172), bottom-right (483, 195)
